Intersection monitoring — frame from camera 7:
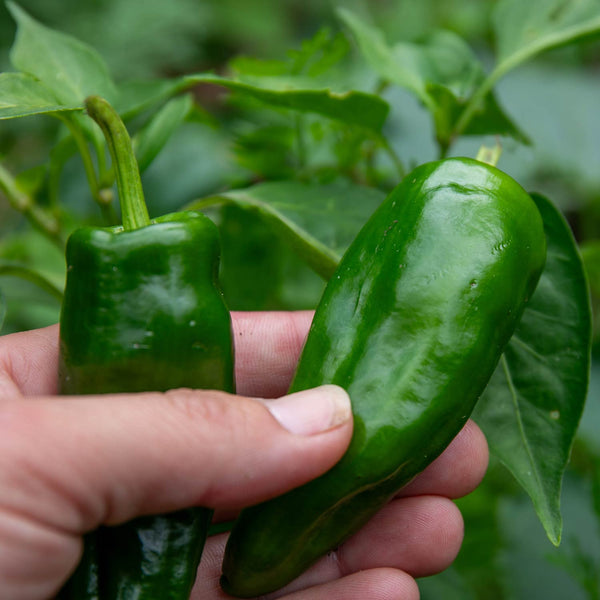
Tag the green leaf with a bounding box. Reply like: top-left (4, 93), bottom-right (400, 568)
top-left (116, 72), bottom-right (389, 132)
top-left (452, 0), bottom-right (600, 142)
top-left (189, 180), bottom-right (386, 280)
top-left (7, 1), bottom-right (117, 105)
top-left (493, 0), bottom-right (600, 72)
top-left (338, 8), bottom-right (526, 145)
top-left (233, 125), bottom-right (296, 180)
top-left (232, 27), bottom-right (349, 79)
top-left (115, 69), bottom-right (389, 132)
top-left (338, 7), bottom-right (430, 105)
top-left (0, 72), bottom-right (83, 120)
top-left (285, 27), bottom-right (350, 78)
top-left (133, 94), bottom-right (193, 172)
top-left (427, 83), bottom-right (530, 146)
top-left (475, 193), bottom-right (593, 546)
top-left (190, 74), bottom-right (389, 133)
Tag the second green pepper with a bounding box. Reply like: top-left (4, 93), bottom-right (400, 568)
top-left (221, 157), bottom-right (547, 597)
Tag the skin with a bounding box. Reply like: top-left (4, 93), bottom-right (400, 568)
top-left (0, 311), bottom-right (488, 600)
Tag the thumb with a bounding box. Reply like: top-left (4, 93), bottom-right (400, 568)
top-left (0, 385), bottom-right (353, 535)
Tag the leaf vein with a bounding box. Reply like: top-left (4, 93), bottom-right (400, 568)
top-left (501, 354), bottom-right (546, 494)
top-left (509, 333), bottom-right (549, 364)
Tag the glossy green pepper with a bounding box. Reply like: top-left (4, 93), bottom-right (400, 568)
top-left (59, 211), bottom-right (233, 395)
top-left (57, 96), bottom-right (234, 599)
top-left (221, 157), bottom-right (547, 597)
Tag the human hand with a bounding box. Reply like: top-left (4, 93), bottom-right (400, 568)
top-left (0, 311), bottom-right (488, 600)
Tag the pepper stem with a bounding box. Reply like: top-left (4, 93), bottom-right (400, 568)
top-left (84, 96), bottom-right (150, 231)
top-left (475, 140), bottom-right (503, 168)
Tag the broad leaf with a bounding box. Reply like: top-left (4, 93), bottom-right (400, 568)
top-left (0, 72), bottom-right (82, 120)
top-left (116, 73), bottom-right (389, 132)
top-left (133, 94), bottom-right (193, 172)
top-left (7, 1), bottom-right (117, 105)
top-left (187, 74), bottom-right (389, 133)
top-left (493, 0), bottom-right (600, 74)
top-left (475, 193), bottom-right (592, 545)
top-left (338, 8), bottom-right (526, 145)
top-left (189, 181), bottom-right (386, 280)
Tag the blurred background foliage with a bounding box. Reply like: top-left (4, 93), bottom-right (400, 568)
top-left (0, 1), bottom-right (599, 598)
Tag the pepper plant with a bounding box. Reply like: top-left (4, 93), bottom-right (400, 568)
top-left (0, 0), bottom-right (598, 597)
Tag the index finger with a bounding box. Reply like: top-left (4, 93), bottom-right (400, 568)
top-left (0, 311), bottom-right (314, 398)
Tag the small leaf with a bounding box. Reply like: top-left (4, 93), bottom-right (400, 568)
top-left (427, 83), bottom-right (530, 145)
top-left (7, 1), bottom-right (117, 105)
top-left (230, 56), bottom-right (290, 78)
top-left (339, 9), bottom-right (487, 102)
top-left (339, 8), bottom-right (526, 145)
top-left (230, 27), bottom-right (349, 79)
top-left (493, 0), bottom-right (600, 75)
top-left (133, 94), bottom-right (193, 172)
top-left (338, 8), bottom-right (430, 106)
top-left (189, 181), bottom-right (386, 279)
top-left (0, 72), bottom-right (82, 120)
top-left (475, 193), bottom-right (592, 545)
top-left (285, 27), bottom-right (349, 77)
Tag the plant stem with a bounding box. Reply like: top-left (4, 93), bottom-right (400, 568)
top-left (476, 140), bottom-right (503, 167)
top-left (379, 136), bottom-right (405, 180)
top-left (84, 96), bottom-right (150, 231)
top-left (459, 23), bottom-right (600, 143)
top-left (58, 115), bottom-right (102, 204)
top-left (0, 163), bottom-right (64, 247)
top-left (452, 72), bottom-right (498, 142)
top-left (451, 50), bottom-right (528, 144)
top-left (0, 262), bottom-right (63, 302)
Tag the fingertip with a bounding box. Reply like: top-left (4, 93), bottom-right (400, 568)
top-left (260, 385), bottom-right (352, 436)
top-left (337, 495), bottom-right (464, 579)
top-left (398, 419), bottom-right (489, 499)
top-left (466, 418), bottom-right (490, 481)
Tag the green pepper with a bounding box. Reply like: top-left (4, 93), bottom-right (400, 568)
top-left (220, 157), bottom-right (547, 597)
top-left (59, 211), bottom-right (233, 395)
top-left (57, 96), bottom-right (234, 599)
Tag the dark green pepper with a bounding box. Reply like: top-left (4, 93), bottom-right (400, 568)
top-left (221, 158), bottom-right (547, 597)
top-left (58, 96), bottom-right (234, 599)
top-left (59, 211), bottom-right (233, 395)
